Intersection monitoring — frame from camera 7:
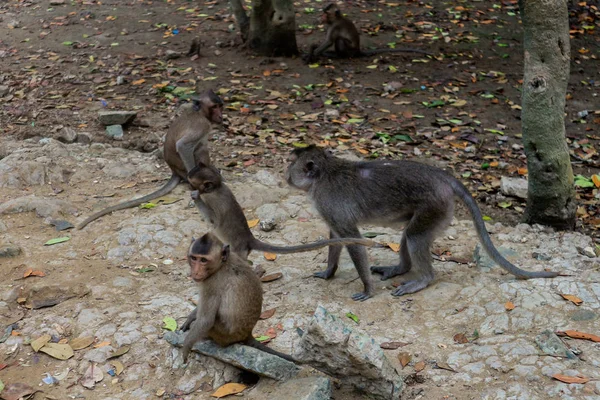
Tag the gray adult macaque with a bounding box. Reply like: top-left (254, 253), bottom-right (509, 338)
top-left (285, 145), bottom-right (558, 301)
top-left (77, 90), bottom-right (223, 229)
top-left (304, 3), bottom-right (431, 63)
top-left (186, 163), bottom-right (376, 258)
top-left (181, 233), bottom-right (295, 363)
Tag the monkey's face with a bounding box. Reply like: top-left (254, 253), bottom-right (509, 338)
top-left (188, 253), bottom-right (214, 282)
top-left (321, 10), bottom-right (335, 24)
top-left (208, 103), bottom-right (223, 124)
top-left (188, 235), bottom-right (230, 282)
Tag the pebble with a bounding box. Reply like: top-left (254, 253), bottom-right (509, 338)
top-left (105, 125), bottom-right (124, 140)
top-left (98, 111), bottom-right (137, 126)
top-left (0, 243), bottom-right (21, 258)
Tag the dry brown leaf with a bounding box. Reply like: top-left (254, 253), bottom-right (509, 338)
top-left (30, 270), bottom-right (45, 277)
top-left (436, 361), bottom-right (456, 372)
top-left (380, 341), bottom-right (410, 350)
top-left (453, 333), bottom-right (469, 344)
top-left (211, 382), bottom-right (248, 398)
top-left (111, 360), bottom-right (124, 375)
top-left (81, 363), bottom-right (104, 389)
top-left (414, 361), bottom-right (426, 372)
top-left (132, 79), bottom-right (146, 85)
top-left (505, 301), bottom-right (515, 311)
top-left (39, 343), bottom-right (74, 360)
top-left (387, 243), bottom-right (400, 252)
top-left (592, 175), bottom-right (600, 188)
top-left (552, 373), bottom-right (589, 384)
top-left (247, 218), bottom-right (259, 228)
top-left (69, 336), bottom-right (95, 350)
top-left (31, 334), bottom-right (51, 352)
top-left (23, 268), bottom-right (33, 278)
top-left (398, 352), bottom-right (411, 369)
top-left (0, 383), bottom-right (37, 400)
top-left (108, 345), bottom-right (130, 359)
top-left (263, 252), bottom-right (277, 261)
top-left (260, 308), bottom-right (276, 320)
top-left (261, 272), bottom-right (283, 282)
top-left (93, 341), bottom-right (111, 348)
top-left (557, 330), bottom-right (600, 342)
top-left (560, 294), bottom-right (583, 306)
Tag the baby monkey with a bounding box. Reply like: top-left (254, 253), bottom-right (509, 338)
top-left (187, 163), bottom-right (376, 258)
top-left (78, 90), bottom-right (223, 229)
top-left (181, 233), bottom-right (295, 362)
top-left (286, 145), bottom-right (559, 301)
top-left (304, 3), bottom-right (431, 63)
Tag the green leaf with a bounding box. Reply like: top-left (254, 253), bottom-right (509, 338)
top-left (137, 267), bottom-right (154, 273)
top-left (347, 118), bottom-right (364, 124)
top-left (394, 134), bottom-right (413, 142)
top-left (389, 65), bottom-right (398, 73)
top-left (484, 129), bottom-right (504, 135)
top-left (448, 119), bottom-right (463, 125)
top-left (62, 41), bottom-right (73, 46)
top-left (110, 42), bottom-right (119, 47)
top-left (462, 172), bottom-right (472, 178)
top-left (0, 379), bottom-right (4, 393)
top-left (575, 175), bottom-right (594, 188)
top-left (308, 63), bottom-right (320, 69)
top-left (44, 237), bottom-right (70, 246)
top-left (255, 335), bottom-right (271, 342)
top-left (140, 202), bottom-right (157, 209)
top-left (482, 216), bottom-right (492, 221)
top-left (422, 100), bottom-right (445, 108)
top-left (363, 232), bottom-right (386, 238)
top-left (162, 317), bottom-right (177, 332)
top-left (292, 142), bottom-right (309, 148)
top-left (481, 162), bottom-right (490, 169)
top-left (498, 202), bottom-right (512, 208)
top-left (346, 312), bottom-right (359, 324)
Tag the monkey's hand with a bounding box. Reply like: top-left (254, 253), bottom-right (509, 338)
top-left (190, 190), bottom-right (200, 201)
top-left (181, 310), bottom-right (197, 331)
top-left (302, 45), bottom-right (318, 64)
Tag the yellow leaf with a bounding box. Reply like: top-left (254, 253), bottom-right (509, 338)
top-left (263, 252), bottom-right (277, 261)
top-left (592, 174), bottom-right (600, 188)
top-left (247, 219), bottom-right (259, 228)
top-left (504, 301), bottom-right (515, 311)
top-left (94, 341), bottom-right (111, 348)
top-left (132, 79), bottom-right (146, 85)
top-left (560, 294), bottom-right (583, 305)
top-left (366, 65), bottom-right (378, 69)
top-left (39, 343), bottom-right (74, 360)
top-left (211, 383), bottom-right (247, 398)
top-left (387, 243), bottom-right (400, 252)
top-left (70, 336), bottom-right (95, 350)
top-left (111, 360), bottom-right (125, 375)
top-left (31, 334), bottom-right (52, 352)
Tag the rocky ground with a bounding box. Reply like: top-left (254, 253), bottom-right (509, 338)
top-left (1, 136), bottom-right (600, 399)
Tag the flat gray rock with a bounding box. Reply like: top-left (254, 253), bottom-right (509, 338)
top-left (535, 330), bottom-right (577, 359)
top-left (0, 243), bottom-right (21, 258)
top-left (473, 244), bottom-right (518, 270)
top-left (98, 111), bottom-right (137, 126)
top-left (500, 177), bottom-right (528, 199)
top-left (164, 331), bottom-right (300, 381)
top-left (295, 306), bottom-right (404, 400)
top-left (105, 125), bottom-right (124, 140)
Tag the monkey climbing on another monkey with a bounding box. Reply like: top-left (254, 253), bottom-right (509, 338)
top-left (180, 232), bottom-right (297, 363)
top-left (285, 145), bottom-right (559, 302)
top-left (304, 3), bottom-right (431, 63)
top-left (77, 90), bottom-right (224, 229)
top-left (186, 162), bottom-right (377, 258)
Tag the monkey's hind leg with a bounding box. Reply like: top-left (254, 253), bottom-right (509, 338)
top-left (314, 230), bottom-right (342, 280)
top-left (371, 234), bottom-right (411, 280)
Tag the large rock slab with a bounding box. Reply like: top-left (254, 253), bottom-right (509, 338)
top-left (25, 283), bottom-right (90, 309)
top-left (0, 195), bottom-right (77, 219)
top-left (500, 177), bottom-right (528, 199)
top-left (98, 111), bottom-right (137, 126)
top-left (250, 377), bottom-right (332, 400)
top-left (535, 330), bottom-right (577, 359)
top-left (164, 331), bottom-right (300, 381)
top-left (295, 306), bottom-right (404, 400)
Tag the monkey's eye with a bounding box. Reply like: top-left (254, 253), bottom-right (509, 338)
top-left (190, 255), bottom-right (198, 261)
top-left (200, 257), bottom-right (208, 263)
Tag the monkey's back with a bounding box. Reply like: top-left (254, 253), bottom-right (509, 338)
top-left (208, 256), bottom-right (263, 346)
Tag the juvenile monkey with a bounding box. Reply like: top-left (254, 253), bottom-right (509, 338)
top-left (187, 163), bottom-right (376, 258)
top-left (285, 145), bottom-right (559, 301)
top-left (304, 4), bottom-right (431, 63)
top-left (181, 232), bottom-right (295, 363)
top-left (77, 90), bottom-right (223, 229)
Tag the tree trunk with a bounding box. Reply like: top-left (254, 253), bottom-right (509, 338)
top-left (521, 0), bottom-right (575, 230)
top-left (247, 0), bottom-right (298, 56)
top-left (229, 0), bottom-right (250, 42)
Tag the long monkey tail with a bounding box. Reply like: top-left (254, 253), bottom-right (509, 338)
top-left (246, 337), bottom-right (297, 362)
top-left (77, 174), bottom-right (181, 229)
top-left (249, 237), bottom-right (377, 254)
top-left (449, 178), bottom-right (558, 279)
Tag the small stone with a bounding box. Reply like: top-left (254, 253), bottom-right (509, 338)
top-left (325, 109), bottom-right (340, 118)
top-left (56, 127), bottom-right (77, 144)
top-left (260, 218), bottom-right (276, 232)
top-left (76, 133), bottom-right (92, 144)
top-left (534, 330), bottom-right (577, 359)
top-left (105, 125), bottom-right (124, 140)
top-left (50, 0), bottom-right (66, 4)
top-left (98, 111), bottom-right (137, 126)
top-left (49, 219), bottom-right (74, 231)
top-left (582, 246), bottom-right (596, 258)
top-left (116, 76), bottom-right (125, 85)
top-left (0, 85), bottom-right (9, 97)
top-left (384, 81), bottom-right (403, 93)
top-left (500, 177), bottom-right (528, 200)
top-left (570, 309), bottom-right (597, 321)
top-left (532, 252), bottom-right (552, 261)
top-left (165, 50), bottom-right (181, 60)
top-left (0, 243), bottom-right (21, 258)
top-left (8, 20), bottom-right (21, 29)
top-left (473, 245), bottom-right (518, 270)
top-left (511, 143), bottom-right (521, 151)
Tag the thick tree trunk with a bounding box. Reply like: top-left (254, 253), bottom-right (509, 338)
top-left (247, 0), bottom-right (298, 56)
top-left (521, 0), bottom-right (575, 230)
top-left (229, 0), bottom-right (250, 41)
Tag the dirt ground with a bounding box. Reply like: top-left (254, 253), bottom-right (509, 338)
top-left (1, 0), bottom-right (600, 399)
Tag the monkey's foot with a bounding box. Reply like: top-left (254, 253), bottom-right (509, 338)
top-left (314, 270), bottom-right (334, 280)
top-left (390, 278), bottom-right (431, 296)
top-left (371, 265), bottom-right (410, 280)
top-left (351, 291), bottom-right (372, 302)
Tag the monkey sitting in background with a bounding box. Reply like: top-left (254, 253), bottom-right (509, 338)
top-left (285, 145), bottom-right (558, 301)
top-left (304, 3), bottom-right (431, 63)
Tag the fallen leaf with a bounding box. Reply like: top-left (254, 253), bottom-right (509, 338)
top-left (592, 174), bottom-right (600, 188)
top-left (31, 334), bottom-right (51, 352)
top-left (39, 343), bottom-right (74, 360)
top-left (414, 361), bottom-right (426, 372)
top-left (260, 272), bottom-right (282, 282)
top-left (453, 333), bottom-right (469, 344)
top-left (436, 361), bottom-right (456, 372)
top-left (93, 341), bottom-right (111, 348)
top-left (254, 335), bottom-right (271, 343)
top-left (108, 346), bottom-right (130, 359)
top-left (247, 219), bottom-right (259, 228)
top-left (398, 352), bottom-right (411, 369)
top-left (557, 330), bottom-right (600, 342)
top-left (162, 317), bottom-right (177, 331)
top-left (132, 79), bottom-right (146, 85)
top-left (263, 252), bottom-right (277, 261)
top-left (211, 382), bottom-right (247, 398)
top-left (156, 388), bottom-right (166, 397)
top-left (0, 383), bottom-right (37, 400)
top-left (110, 360), bottom-right (124, 376)
top-left (81, 363), bottom-right (103, 389)
top-left (44, 237), bottom-right (70, 245)
top-left (346, 312), bottom-right (359, 324)
top-left (69, 336), bottom-right (94, 350)
top-left (387, 243), bottom-right (400, 252)
top-left (260, 308), bottom-right (276, 320)
top-left (552, 373), bottom-right (589, 384)
top-left (380, 341), bottom-right (410, 350)
top-left (560, 294), bottom-right (583, 305)
top-left (505, 301), bottom-right (515, 311)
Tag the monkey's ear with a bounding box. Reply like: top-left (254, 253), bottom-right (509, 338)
top-left (203, 181), bottom-right (214, 191)
top-left (304, 160), bottom-right (319, 178)
top-left (192, 98), bottom-right (202, 111)
top-left (221, 244), bottom-right (230, 262)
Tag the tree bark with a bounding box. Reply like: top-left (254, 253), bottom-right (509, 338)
top-left (521, 0), bottom-right (575, 230)
top-left (247, 0), bottom-right (298, 56)
top-left (229, 0), bottom-right (250, 41)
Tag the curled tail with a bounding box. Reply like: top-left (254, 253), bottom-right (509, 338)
top-left (246, 337), bottom-right (297, 362)
top-left (449, 178), bottom-right (558, 279)
top-left (250, 237), bottom-right (376, 255)
top-left (78, 174), bottom-right (181, 229)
